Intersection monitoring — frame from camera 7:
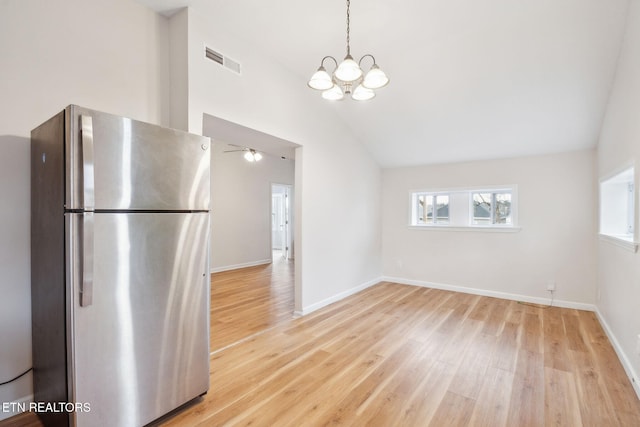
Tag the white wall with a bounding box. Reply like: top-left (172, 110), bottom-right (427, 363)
top-left (596, 0), bottom-right (640, 394)
top-left (168, 7), bottom-right (189, 131)
top-left (209, 140), bottom-right (295, 271)
top-left (182, 8), bottom-right (382, 314)
top-left (0, 0), bottom-right (169, 414)
top-left (382, 150), bottom-right (597, 307)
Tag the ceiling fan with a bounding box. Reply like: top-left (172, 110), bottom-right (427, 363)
top-left (223, 144), bottom-right (263, 162)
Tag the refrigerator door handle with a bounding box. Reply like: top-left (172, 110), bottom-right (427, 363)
top-left (81, 115), bottom-right (95, 212)
top-left (80, 212), bottom-right (94, 307)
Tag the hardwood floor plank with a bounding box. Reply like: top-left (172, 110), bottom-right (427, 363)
top-left (570, 348), bottom-right (620, 426)
top-left (562, 310), bottom-right (589, 353)
top-left (392, 360), bottom-right (457, 426)
top-left (468, 366), bottom-right (514, 427)
top-left (428, 391), bottom-right (475, 427)
top-left (521, 311), bottom-right (543, 353)
top-left (543, 307), bottom-right (572, 372)
top-left (492, 320), bottom-right (520, 372)
top-left (544, 366), bottom-right (583, 426)
top-left (505, 349), bottom-right (545, 426)
top-left (481, 297), bottom-right (509, 336)
top-left (448, 332), bottom-right (497, 399)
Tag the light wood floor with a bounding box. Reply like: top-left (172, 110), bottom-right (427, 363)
top-left (210, 253), bottom-right (294, 352)
top-left (159, 280), bottom-right (640, 426)
top-left (5, 260), bottom-right (640, 426)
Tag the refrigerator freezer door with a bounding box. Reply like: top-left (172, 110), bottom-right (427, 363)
top-left (67, 212), bottom-right (210, 426)
top-left (65, 105), bottom-right (210, 211)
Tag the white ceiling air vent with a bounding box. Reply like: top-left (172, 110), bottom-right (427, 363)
top-left (205, 46), bottom-right (241, 75)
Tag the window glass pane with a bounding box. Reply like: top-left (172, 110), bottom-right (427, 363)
top-left (600, 167), bottom-right (634, 239)
top-left (424, 195), bottom-right (434, 224)
top-left (472, 193), bottom-right (492, 224)
top-left (494, 193), bottom-right (512, 224)
top-left (435, 195), bottom-right (449, 224)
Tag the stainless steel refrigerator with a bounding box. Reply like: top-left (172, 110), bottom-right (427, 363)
top-left (31, 105), bottom-right (211, 426)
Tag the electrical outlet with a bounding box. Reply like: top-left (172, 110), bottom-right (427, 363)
top-left (636, 335), bottom-right (640, 356)
top-left (546, 280), bottom-right (556, 292)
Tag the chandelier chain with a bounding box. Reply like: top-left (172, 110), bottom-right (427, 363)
top-left (346, 0), bottom-right (351, 56)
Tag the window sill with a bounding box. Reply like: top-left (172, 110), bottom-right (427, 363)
top-left (599, 234), bottom-right (638, 253)
top-left (409, 225), bottom-right (522, 233)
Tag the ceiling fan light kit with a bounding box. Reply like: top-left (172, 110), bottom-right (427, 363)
top-left (244, 149), bottom-right (262, 162)
top-left (308, 0), bottom-right (389, 101)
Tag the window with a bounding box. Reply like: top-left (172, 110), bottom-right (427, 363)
top-left (471, 191), bottom-right (512, 226)
top-left (410, 186), bottom-right (517, 230)
top-left (600, 167), bottom-right (635, 243)
top-left (412, 193), bottom-right (449, 225)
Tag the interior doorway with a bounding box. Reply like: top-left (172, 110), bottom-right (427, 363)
top-left (271, 184), bottom-right (293, 261)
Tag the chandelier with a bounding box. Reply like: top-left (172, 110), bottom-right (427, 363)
top-left (307, 0), bottom-right (389, 101)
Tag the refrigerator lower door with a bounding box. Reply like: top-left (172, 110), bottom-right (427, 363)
top-left (67, 212), bottom-right (210, 426)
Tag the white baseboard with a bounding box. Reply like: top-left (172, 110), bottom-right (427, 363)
top-left (595, 308), bottom-right (640, 400)
top-left (0, 394), bottom-right (33, 421)
top-left (295, 277), bottom-right (382, 317)
top-left (382, 276), bottom-right (596, 311)
top-left (210, 259), bottom-right (272, 273)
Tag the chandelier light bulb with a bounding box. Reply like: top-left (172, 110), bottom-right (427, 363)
top-left (307, 66), bottom-right (334, 90)
top-left (362, 64), bottom-right (389, 89)
top-left (244, 151), bottom-right (255, 162)
top-left (253, 152), bottom-right (263, 161)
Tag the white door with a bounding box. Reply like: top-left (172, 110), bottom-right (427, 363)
top-left (271, 184), bottom-right (293, 260)
top-left (272, 193), bottom-right (284, 250)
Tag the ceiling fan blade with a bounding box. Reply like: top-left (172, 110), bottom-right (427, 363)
top-left (225, 143), bottom-right (247, 150)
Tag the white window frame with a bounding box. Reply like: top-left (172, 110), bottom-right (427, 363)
top-left (409, 185), bottom-right (519, 232)
top-left (599, 166), bottom-right (637, 252)
top-left (469, 189), bottom-right (514, 227)
top-left (410, 192), bottom-right (450, 226)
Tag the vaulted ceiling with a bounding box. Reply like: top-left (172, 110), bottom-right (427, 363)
top-left (138, 0), bottom-right (629, 168)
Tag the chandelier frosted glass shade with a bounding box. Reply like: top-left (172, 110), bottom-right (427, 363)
top-left (334, 55), bottom-right (363, 82)
top-left (362, 64), bottom-right (389, 89)
top-left (307, 66), bottom-right (334, 90)
top-left (352, 84), bottom-right (375, 101)
top-left (322, 84), bottom-right (345, 101)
